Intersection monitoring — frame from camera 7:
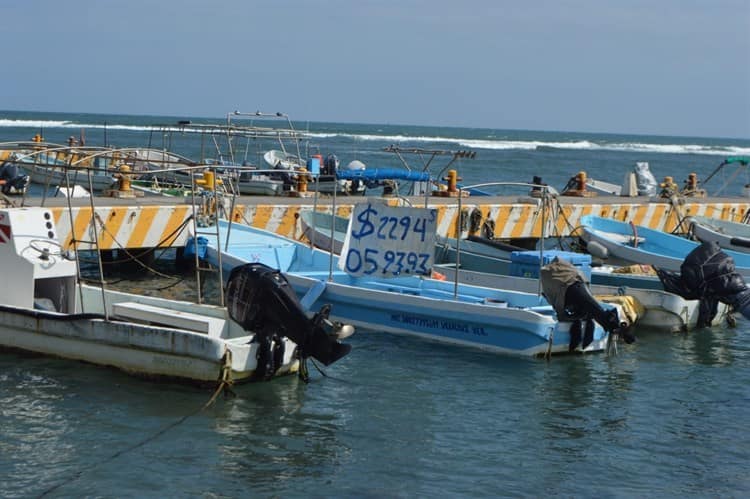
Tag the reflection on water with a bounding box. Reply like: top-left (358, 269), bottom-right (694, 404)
top-left (671, 325), bottom-right (747, 366)
top-left (208, 380), bottom-right (349, 492)
top-left (0, 357), bottom-right (78, 495)
top-left (536, 355), bottom-right (636, 445)
top-left (2, 301), bottom-right (750, 496)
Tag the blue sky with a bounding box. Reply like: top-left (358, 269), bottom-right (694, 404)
top-left (2, 0), bottom-right (749, 138)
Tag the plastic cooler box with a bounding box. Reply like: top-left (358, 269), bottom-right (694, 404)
top-left (509, 250), bottom-right (592, 281)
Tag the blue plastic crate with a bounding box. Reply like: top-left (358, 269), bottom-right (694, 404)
top-left (509, 250), bottom-right (592, 281)
top-left (183, 236), bottom-right (208, 260)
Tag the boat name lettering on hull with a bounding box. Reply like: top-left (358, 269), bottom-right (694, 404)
top-left (390, 314), bottom-right (487, 336)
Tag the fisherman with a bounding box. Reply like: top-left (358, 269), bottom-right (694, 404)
top-left (541, 256), bottom-right (636, 351)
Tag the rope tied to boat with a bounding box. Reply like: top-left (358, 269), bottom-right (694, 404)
top-left (606, 330), bottom-right (619, 356)
top-left (545, 327), bottom-right (554, 360)
top-left (39, 349), bottom-right (236, 497)
top-left (299, 356), bottom-right (310, 383)
top-left (206, 350), bottom-right (236, 408)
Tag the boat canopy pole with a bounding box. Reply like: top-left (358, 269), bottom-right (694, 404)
top-left (329, 179), bottom-right (337, 281)
top-left (455, 181), bottom-right (553, 299)
top-left (312, 177), bottom-right (320, 254)
top-left (189, 176), bottom-right (203, 304)
top-left (455, 191), bottom-right (464, 299)
top-left (85, 167), bottom-right (109, 320)
top-left (212, 167), bottom-right (225, 307)
top-left (62, 166), bottom-right (86, 314)
top-left (702, 156), bottom-right (750, 195)
top-left (383, 146), bottom-right (476, 195)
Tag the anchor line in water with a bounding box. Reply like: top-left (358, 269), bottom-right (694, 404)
top-left (37, 371), bottom-right (235, 498)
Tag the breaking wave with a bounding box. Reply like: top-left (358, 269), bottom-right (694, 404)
top-left (309, 132), bottom-right (750, 156)
top-left (0, 119), bottom-right (151, 132)
top-left (1, 118), bottom-right (748, 156)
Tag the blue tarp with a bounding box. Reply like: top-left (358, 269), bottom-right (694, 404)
top-left (336, 167), bottom-right (431, 182)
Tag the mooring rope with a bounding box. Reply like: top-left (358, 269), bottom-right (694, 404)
top-left (37, 353), bottom-right (236, 498)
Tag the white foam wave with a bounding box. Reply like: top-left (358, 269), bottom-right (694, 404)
top-left (2, 119), bottom-right (747, 156)
top-left (0, 119), bottom-right (77, 129)
top-left (307, 131), bottom-right (750, 156)
top-left (0, 119), bottom-right (153, 132)
top-left (0, 119), bottom-right (263, 135)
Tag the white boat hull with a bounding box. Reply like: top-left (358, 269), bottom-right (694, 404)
top-left (202, 221), bottom-right (614, 357)
top-left (27, 165), bottom-right (117, 192)
top-left (0, 207), bottom-right (315, 384)
top-left (0, 291), bottom-right (299, 383)
top-left (689, 216), bottom-right (750, 253)
top-left (434, 264), bottom-right (729, 332)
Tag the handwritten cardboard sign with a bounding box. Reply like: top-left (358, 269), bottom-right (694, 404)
top-left (339, 201), bottom-right (437, 278)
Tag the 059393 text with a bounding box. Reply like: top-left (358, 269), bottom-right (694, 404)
top-left (343, 248), bottom-right (431, 276)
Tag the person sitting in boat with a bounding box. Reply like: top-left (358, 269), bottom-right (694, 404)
top-left (541, 256), bottom-right (636, 350)
top-left (0, 160), bottom-right (29, 195)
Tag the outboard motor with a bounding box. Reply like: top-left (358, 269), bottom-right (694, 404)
top-left (656, 240), bottom-right (750, 326)
top-left (323, 154), bottom-right (339, 176)
top-left (225, 263), bottom-right (353, 380)
top-left (0, 161), bottom-right (29, 195)
top-left (541, 257), bottom-right (635, 351)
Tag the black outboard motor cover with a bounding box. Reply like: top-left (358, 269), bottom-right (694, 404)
top-left (657, 240), bottom-right (750, 325)
top-left (225, 263), bottom-right (352, 366)
top-left (323, 154), bottom-right (339, 174)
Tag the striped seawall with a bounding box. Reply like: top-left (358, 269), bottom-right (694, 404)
top-left (51, 205), bottom-right (194, 251)
top-left (44, 198), bottom-right (750, 251)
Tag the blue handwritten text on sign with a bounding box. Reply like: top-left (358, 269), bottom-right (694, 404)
top-left (339, 202), bottom-right (437, 278)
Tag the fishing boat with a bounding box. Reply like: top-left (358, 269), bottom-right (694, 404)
top-left (262, 149), bottom-right (335, 194)
top-left (438, 237), bottom-right (734, 331)
top-left (235, 169), bottom-right (287, 196)
top-left (0, 142), bottom-right (119, 192)
top-left (300, 209), bottom-right (349, 254)
top-left (129, 147), bottom-right (286, 197)
top-left (688, 215), bottom-right (750, 253)
top-left (303, 211), bottom-right (729, 331)
top-left (264, 149), bottom-right (306, 170)
top-left (308, 156), bottom-right (368, 196)
top-left (196, 208), bottom-right (625, 357)
top-left (579, 214), bottom-right (750, 275)
top-left (435, 233), bottom-right (668, 290)
top-left (0, 207), bottom-right (353, 385)
top-left (434, 257), bottom-right (729, 332)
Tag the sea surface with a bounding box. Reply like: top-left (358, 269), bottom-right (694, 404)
top-left (1, 110), bottom-right (750, 498)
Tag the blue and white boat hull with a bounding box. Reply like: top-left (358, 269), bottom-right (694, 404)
top-left (203, 221), bottom-right (610, 356)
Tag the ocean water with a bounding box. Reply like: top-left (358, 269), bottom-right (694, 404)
top-left (1, 111), bottom-right (750, 498)
top-left (2, 109), bottom-right (750, 197)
